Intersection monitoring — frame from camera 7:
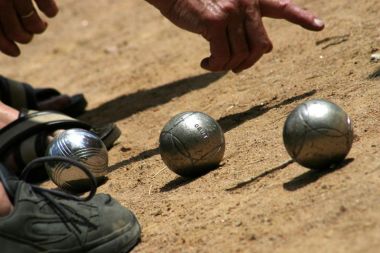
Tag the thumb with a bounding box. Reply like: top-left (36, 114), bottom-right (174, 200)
top-left (260, 0), bottom-right (324, 31)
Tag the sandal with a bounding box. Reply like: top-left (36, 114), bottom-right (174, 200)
top-left (0, 110), bottom-right (121, 182)
top-left (0, 75), bottom-right (88, 117)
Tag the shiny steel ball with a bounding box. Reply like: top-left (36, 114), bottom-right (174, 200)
top-left (45, 128), bottom-right (108, 192)
top-left (159, 112), bottom-right (225, 177)
top-left (283, 99), bottom-right (353, 170)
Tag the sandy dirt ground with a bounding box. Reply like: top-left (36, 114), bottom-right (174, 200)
top-left (1, 0), bottom-right (380, 252)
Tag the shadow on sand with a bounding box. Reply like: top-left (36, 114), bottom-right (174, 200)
top-left (81, 72), bottom-right (226, 125)
top-left (283, 158), bottom-right (354, 191)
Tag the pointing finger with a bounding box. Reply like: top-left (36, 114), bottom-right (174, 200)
top-left (260, 0), bottom-right (324, 31)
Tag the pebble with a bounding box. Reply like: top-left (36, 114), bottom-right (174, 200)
top-left (151, 209), bottom-right (162, 216)
top-left (370, 53), bottom-right (380, 62)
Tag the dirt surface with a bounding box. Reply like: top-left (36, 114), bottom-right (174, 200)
top-left (1, 0), bottom-right (380, 252)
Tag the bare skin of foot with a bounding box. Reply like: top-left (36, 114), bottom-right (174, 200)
top-left (0, 96), bottom-right (69, 217)
top-left (0, 95), bottom-right (70, 186)
top-left (0, 103), bottom-right (18, 128)
top-left (0, 182), bottom-right (12, 217)
top-left (1, 99), bottom-right (66, 170)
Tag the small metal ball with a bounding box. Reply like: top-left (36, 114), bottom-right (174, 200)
top-left (159, 112), bottom-right (225, 177)
top-left (283, 99), bottom-right (353, 170)
top-left (45, 128), bottom-right (108, 192)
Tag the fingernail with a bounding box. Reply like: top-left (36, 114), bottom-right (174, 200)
top-left (313, 18), bottom-right (325, 28)
top-left (200, 58), bottom-right (209, 69)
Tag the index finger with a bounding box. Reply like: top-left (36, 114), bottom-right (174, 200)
top-left (260, 0), bottom-right (324, 31)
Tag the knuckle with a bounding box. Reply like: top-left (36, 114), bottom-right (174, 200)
top-left (220, 1), bottom-right (238, 15)
top-left (278, 0), bottom-right (293, 10)
top-left (203, 1), bottom-right (240, 26)
top-left (203, 13), bottom-right (226, 27)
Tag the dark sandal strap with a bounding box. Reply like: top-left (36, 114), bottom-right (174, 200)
top-left (34, 87), bottom-right (60, 101)
top-left (0, 76), bottom-right (37, 109)
top-left (60, 94), bottom-right (88, 117)
top-left (0, 76), bottom-right (88, 117)
top-left (35, 88), bottom-right (88, 117)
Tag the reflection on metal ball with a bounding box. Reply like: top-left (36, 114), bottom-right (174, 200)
top-left (283, 99), bottom-right (353, 170)
top-left (159, 112), bottom-right (225, 177)
top-left (45, 128), bottom-right (108, 192)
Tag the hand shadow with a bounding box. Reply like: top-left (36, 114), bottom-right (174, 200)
top-left (80, 72), bottom-right (226, 125)
top-left (283, 158), bottom-right (354, 191)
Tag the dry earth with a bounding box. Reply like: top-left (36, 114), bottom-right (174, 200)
top-left (1, 0), bottom-right (379, 252)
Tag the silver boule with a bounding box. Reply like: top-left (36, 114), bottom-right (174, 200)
top-left (159, 112), bottom-right (225, 177)
top-left (45, 128), bottom-right (108, 192)
top-left (283, 99), bottom-right (353, 170)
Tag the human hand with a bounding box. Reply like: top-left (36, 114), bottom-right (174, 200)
top-left (147, 0), bottom-right (324, 73)
top-left (0, 0), bottom-right (58, 57)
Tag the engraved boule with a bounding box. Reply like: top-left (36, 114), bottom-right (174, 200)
top-left (45, 128), bottom-right (108, 192)
top-left (159, 112), bottom-right (225, 177)
top-left (283, 99), bottom-right (353, 170)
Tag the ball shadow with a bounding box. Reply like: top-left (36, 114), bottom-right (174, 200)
top-left (159, 176), bottom-right (198, 192)
top-left (283, 158), bottom-right (354, 191)
top-left (107, 148), bottom-right (159, 173)
top-left (159, 165), bottom-right (220, 192)
top-left (217, 90), bottom-right (316, 132)
top-left (225, 160), bottom-right (294, 191)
